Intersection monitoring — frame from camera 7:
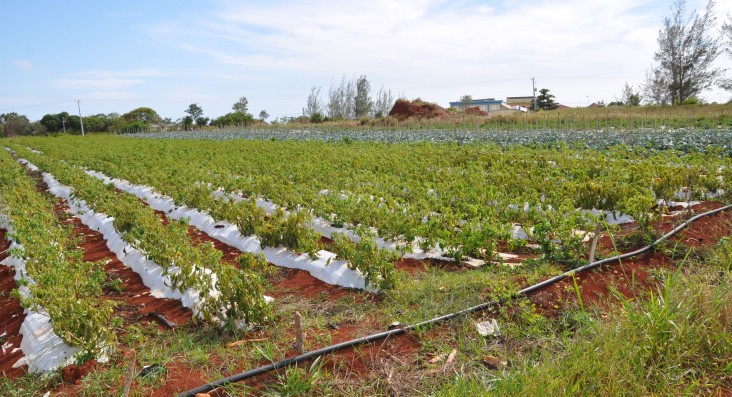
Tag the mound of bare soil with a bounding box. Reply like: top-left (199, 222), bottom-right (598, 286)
top-left (464, 106), bottom-right (488, 116)
top-left (388, 99), bottom-right (449, 120)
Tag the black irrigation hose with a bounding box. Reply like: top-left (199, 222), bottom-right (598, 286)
top-left (178, 203), bottom-right (732, 397)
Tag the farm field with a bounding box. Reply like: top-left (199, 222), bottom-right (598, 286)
top-left (2, 133), bottom-right (732, 396)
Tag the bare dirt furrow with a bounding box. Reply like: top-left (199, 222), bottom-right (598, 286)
top-left (0, 229), bottom-right (28, 378)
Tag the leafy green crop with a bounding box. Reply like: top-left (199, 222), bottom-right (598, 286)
top-left (7, 144), bottom-right (271, 325)
top-left (0, 149), bottom-right (115, 358)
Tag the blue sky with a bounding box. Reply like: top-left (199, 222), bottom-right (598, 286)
top-left (2, 0), bottom-right (731, 121)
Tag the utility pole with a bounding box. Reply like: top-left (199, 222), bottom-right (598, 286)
top-left (531, 77), bottom-right (537, 111)
top-left (61, 117), bottom-right (66, 133)
top-left (77, 99), bottom-right (85, 137)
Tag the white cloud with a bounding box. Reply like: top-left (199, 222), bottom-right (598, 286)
top-left (147, 0), bottom-right (671, 106)
top-left (54, 69), bottom-right (162, 90)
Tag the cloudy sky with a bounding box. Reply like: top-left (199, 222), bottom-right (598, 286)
top-left (2, 0), bottom-right (731, 121)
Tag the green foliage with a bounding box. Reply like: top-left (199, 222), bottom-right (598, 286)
top-left (211, 112), bottom-right (255, 127)
top-left (488, 268), bottom-right (732, 396)
top-left (0, 113), bottom-right (32, 137)
top-left (310, 112), bottom-right (324, 123)
top-left (0, 149), bottom-right (115, 357)
top-left (120, 107), bottom-right (161, 124)
top-left (256, 208), bottom-right (321, 258)
top-left (14, 136), bottom-right (732, 277)
top-left (536, 88), bottom-right (559, 110)
top-left (185, 103), bottom-right (204, 120)
top-left (331, 228), bottom-right (398, 290)
top-left (115, 107), bottom-right (161, 133)
top-left (232, 97), bottom-right (249, 114)
top-left (8, 145), bottom-right (271, 325)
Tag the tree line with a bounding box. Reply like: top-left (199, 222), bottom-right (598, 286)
top-left (301, 75), bottom-right (397, 123)
top-left (0, 97), bottom-right (273, 137)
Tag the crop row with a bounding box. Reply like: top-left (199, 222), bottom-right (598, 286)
top-left (7, 145), bottom-right (272, 327)
top-left (130, 127), bottom-right (732, 154)
top-left (0, 148), bottom-right (114, 360)
top-left (16, 136), bottom-right (732, 263)
top-left (11, 141), bottom-right (398, 289)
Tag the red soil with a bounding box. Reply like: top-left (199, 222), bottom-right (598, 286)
top-left (61, 360), bottom-right (98, 385)
top-left (528, 201), bottom-right (732, 318)
top-left (395, 258), bottom-right (426, 274)
top-left (464, 106), bottom-right (488, 116)
top-left (268, 268), bottom-right (354, 300)
top-left (241, 323), bottom-right (421, 395)
top-left (153, 209), bottom-right (359, 301)
top-left (0, 229), bottom-right (28, 378)
top-left (528, 251), bottom-right (671, 318)
top-left (389, 99), bottom-right (449, 120)
top-left (54, 200), bottom-right (192, 329)
top-left (324, 331), bottom-right (421, 377)
top-left (670, 202), bottom-right (732, 248)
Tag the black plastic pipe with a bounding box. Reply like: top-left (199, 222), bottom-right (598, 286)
top-left (178, 203), bottom-right (732, 397)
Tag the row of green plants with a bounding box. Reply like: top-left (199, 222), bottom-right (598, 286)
top-left (8, 144), bottom-right (272, 326)
top-left (14, 137), bottom-right (732, 265)
top-left (0, 148), bottom-right (115, 358)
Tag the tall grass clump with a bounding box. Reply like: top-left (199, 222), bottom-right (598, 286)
top-left (468, 251), bottom-right (732, 395)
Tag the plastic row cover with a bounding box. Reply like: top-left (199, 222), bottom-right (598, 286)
top-left (0, 219), bottom-right (78, 373)
top-left (85, 170), bottom-right (372, 291)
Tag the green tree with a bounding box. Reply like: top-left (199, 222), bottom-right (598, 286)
top-left (644, 0), bottom-right (722, 104)
top-left (114, 107), bottom-right (161, 133)
top-left (258, 110), bottom-right (269, 121)
top-left (354, 75), bottom-right (373, 118)
top-left (121, 107), bottom-right (161, 124)
top-left (195, 116), bottom-right (209, 127)
top-left (183, 116), bottom-right (194, 131)
top-left (536, 88), bottom-right (559, 110)
top-left (1, 113), bottom-right (32, 137)
top-left (304, 86), bottom-right (322, 118)
top-left (232, 97), bottom-right (249, 114)
top-left (721, 15), bottom-right (732, 91)
top-left (459, 94), bottom-right (473, 102)
top-left (621, 82), bottom-right (642, 106)
top-left (40, 113), bottom-right (61, 132)
top-left (185, 104), bottom-right (204, 120)
top-left (211, 112), bottom-right (254, 127)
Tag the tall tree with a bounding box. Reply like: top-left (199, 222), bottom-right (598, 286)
top-left (121, 107), bottom-right (161, 124)
top-left (535, 88), bottom-right (558, 110)
top-left (644, 0), bottom-right (722, 105)
top-left (232, 97), bottom-right (249, 114)
top-left (373, 87), bottom-right (395, 118)
top-left (354, 75), bottom-right (373, 118)
top-left (258, 110), bottom-right (269, 121)
top-left (304, 86), bottom-right (322, 118)
top-left (459, 94), bottom-right (473, 102)
top-left (721, 15), bottom-right (732, 91)
top-left (1, 113), bottom-right (32, 137)
top-left (327, 75), bottom-right (356, 119)
top-left (185, 103), bottom-right (204, 120)
top-left (621, 82), bottom-right (642, 106)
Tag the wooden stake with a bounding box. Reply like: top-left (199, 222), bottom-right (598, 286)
top-left (294, 311), bottom-right (304, 354)
top-left (656, 201), bottom-right (665, 239)
top-left (121, 349), bottom-right (137, 397)
top-left (588, 222), bottom-right (603, 263)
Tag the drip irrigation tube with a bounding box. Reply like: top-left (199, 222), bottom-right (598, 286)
top-left (178, 203), bottom-right (732, 397)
